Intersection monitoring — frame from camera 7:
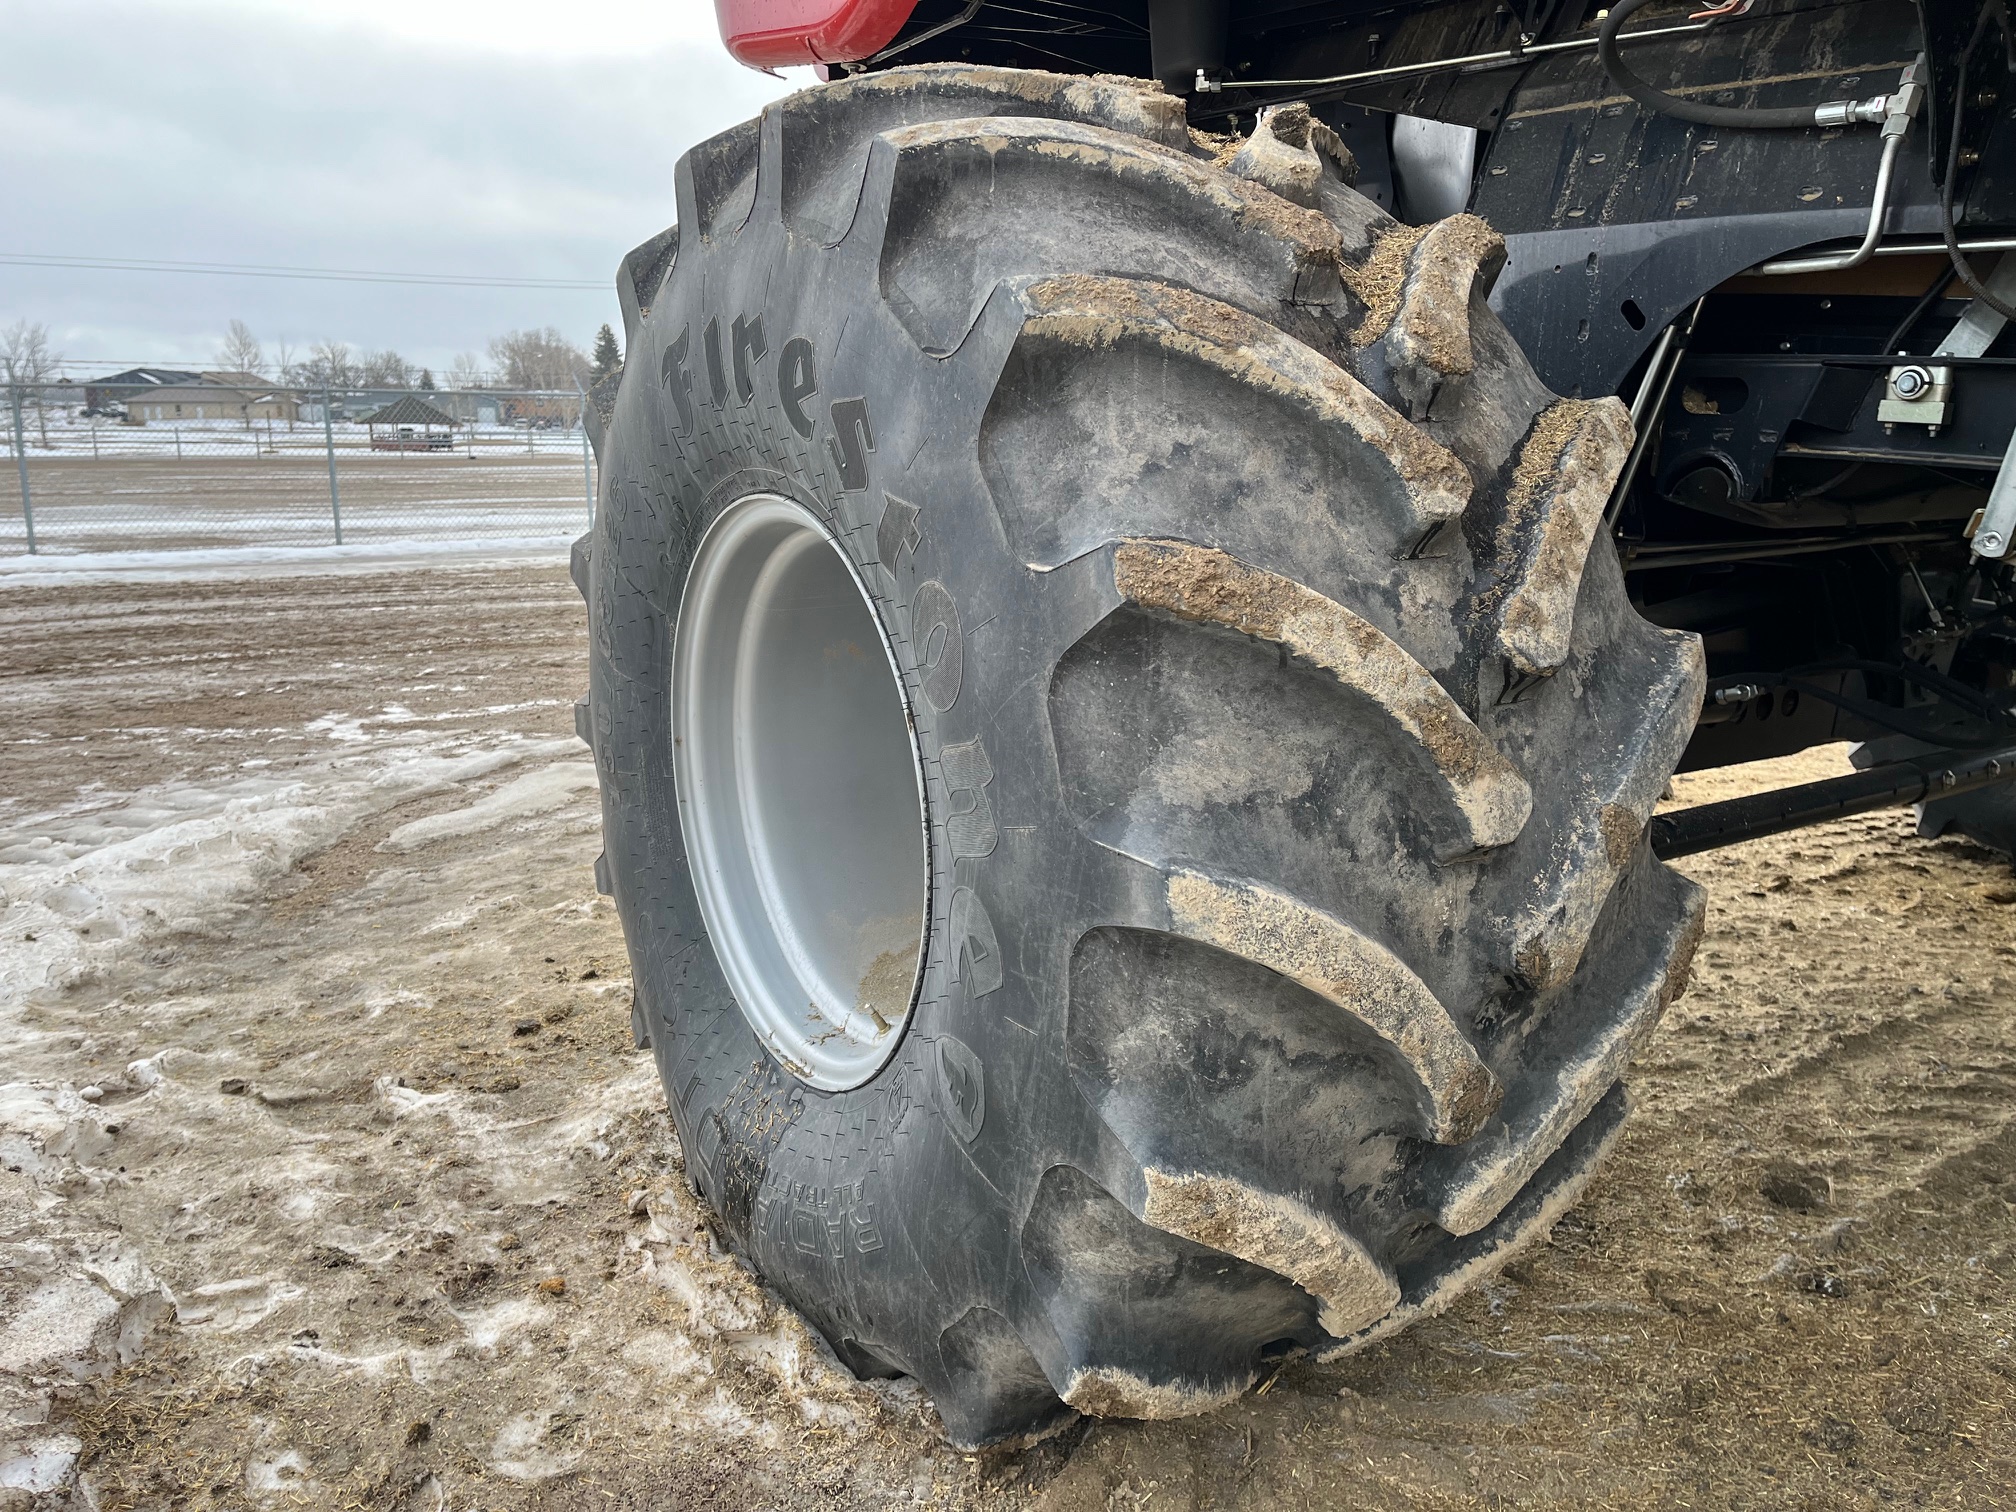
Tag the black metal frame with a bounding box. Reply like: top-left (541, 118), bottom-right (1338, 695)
top-left (1651, 741), bottom-right (2016, 855)
top-left (847, 0), bottom-right (2016, 786)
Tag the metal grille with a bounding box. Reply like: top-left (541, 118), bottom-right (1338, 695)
top-left (2, 383), bottom-right (596, 556)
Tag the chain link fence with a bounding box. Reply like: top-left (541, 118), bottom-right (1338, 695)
top-left (2, 382), bottom-right (596, 556)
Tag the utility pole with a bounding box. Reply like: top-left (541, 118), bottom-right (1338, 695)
top-left (9, 384), bottom-right (34, 554)
top-left (323, 387), bottom-right (344, 544)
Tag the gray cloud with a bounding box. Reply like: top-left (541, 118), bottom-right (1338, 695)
top-left (0, 1), bottom-right (796, 376)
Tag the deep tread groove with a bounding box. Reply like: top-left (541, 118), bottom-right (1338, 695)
top-left (1436, 857), bottom-right (1705, 1235)
top-left (1376, 215), bottom-right (1507, 419)
top-left (773, 64), bottom-right (1189, 243)
top-left (1138, 1168), bottom-right (1400, 1336)
top-left (1485, 397), bottom-right (1636, 679)
top-left (1112, 538), bottom-right (1531, 857)
top-left (1160, 869), bottom-right (1502, 1145)
top-left (681, 118), bottom-right (760, 240)
top-left (615, 225), bottom-right (679, 346)
top-left (867, 116), bottom-right (1345, 354)
top-left (982, 275), bottom-right (1471, 579)
top-left (1022, 1164), bottom-right (1318, 1418)
top-left (1331, 1082), bottom-right (1633, 1356)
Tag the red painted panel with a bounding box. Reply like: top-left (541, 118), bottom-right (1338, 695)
top-left (715, 0), bottom-right (919, 67)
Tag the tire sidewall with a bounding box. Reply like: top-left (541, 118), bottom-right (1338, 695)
top-left (588, 198), bottom-right (1053, 1393)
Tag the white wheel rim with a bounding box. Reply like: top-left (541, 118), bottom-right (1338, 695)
top-left (671, 493), bottom-right (929, 1089)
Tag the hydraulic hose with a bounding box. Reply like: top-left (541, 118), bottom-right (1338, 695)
top-left (1940, 2), bottom-right (2016, 324)
top-left (1598, 0), bottom-right (1838, 127)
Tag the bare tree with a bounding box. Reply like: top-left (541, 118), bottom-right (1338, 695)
top-left (288, 340), bottom-right (357, 391)
top-left (217, 318), bottom-right (264, 378)
top-left (487, 327), bottom-right (588, 391)
top-left (273, 338), bottom-right (296, 427)
top-left (1, 320), bottom-right (60, 447)
top-left (357, 349), bottom-right (416, 389)
top-left (447, 351), bottom-right (485, 391)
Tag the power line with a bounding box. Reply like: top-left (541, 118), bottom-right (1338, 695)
top-left (0, 253), bottom-right (607, 290)
top-left (52, 359), bottom-right (490, 369)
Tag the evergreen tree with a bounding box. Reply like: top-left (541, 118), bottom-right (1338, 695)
top-left (591, 323), bottom-right (621, 382)
top-left (418, 368), bottom-right (436, 391)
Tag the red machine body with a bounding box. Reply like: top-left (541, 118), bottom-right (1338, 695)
top-left (714, 0), bottom-right (920, 66)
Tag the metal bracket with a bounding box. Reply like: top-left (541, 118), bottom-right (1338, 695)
top-left (1879, 256), bottom-right (2015, 443)
top-left (1878, 362), bottom-right (1952, 431)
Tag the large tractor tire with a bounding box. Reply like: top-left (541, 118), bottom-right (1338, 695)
top-left (577, 65), bottom-right (1708, 1447)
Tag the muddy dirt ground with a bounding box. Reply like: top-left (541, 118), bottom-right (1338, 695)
top-left (2, 559), bottom-right (2011, 1510)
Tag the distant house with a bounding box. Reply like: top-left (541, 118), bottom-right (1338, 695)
top-left (429, 391), bottom-right (503, 426)
top-left (297, 388), bottom-right (421, 423)
top-left (497, 393), bottom-right (581, 427)
top-left (125, 376), bottom-right (297, 426)
top-left (82, 367), bottom-right (202, 412)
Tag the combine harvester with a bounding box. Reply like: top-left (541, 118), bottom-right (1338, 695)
top-left (570, 0), bottom-right (2016, 1444)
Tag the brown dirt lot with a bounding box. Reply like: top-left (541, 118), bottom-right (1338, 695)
top-left (2, 561), bottom-right (2011, 1510)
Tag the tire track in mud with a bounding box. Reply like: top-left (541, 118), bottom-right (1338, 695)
top-left (1655, 753), bottom-right (2016, 1215)
top-left (0, 565), bottom-right (583, 821)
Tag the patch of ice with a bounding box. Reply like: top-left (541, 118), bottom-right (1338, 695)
top-left (640, 1248), bottom-right (767, 1338)
top-left (0, 736), bottom-right (580, 1004)
top-left (0, 1278), bottom-right (124, 1379)
top-left (0, 538), bottom-right (569, 588)
top-left (0, 1222), bottom-right (172, 1507)
top-left (0, 1083), bottom-right (114, 1179)
top-left (380, 762), bottom-right (599, 852)
top-left (244, 1447), bottom-right (316, 1497)
top-left (620, 1328), bottom-right (711, 1382)
top-left (177, 1276), bottom-right (306, 1332)
top-left (373, 1059), bottom-right (660, 1208)
top-left (458, 1296), bottom-right (546, 1354)
top-left (692, 1386), bottom-right (762, 1439)
top-left (0, 1435), bottom-right (82, 1495)
top-left (490, 1410), bottom-right (586, 1482)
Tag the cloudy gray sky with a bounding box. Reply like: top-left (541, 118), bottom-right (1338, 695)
top-left (0, 0), bottom-right (802, 380)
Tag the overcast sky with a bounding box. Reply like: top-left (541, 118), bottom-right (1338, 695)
top-left (0, 0), bottom-right (802, 380)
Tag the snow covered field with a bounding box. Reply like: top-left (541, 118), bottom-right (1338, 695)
top-left (5, 412), bottom-right (589, 460)
top-left (2, 416), bottom-right (592, 554)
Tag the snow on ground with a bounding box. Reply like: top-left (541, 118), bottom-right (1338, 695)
top-left (0, 736), bottom-right (581, 1003)
top-left (0, 563), bottom-right (984, 1509)
top-left (0, 728), bottom-right (580, 1500)
top-left (5, 412), bottom-right (590, 460)
top-left (0, 538), bottom-right (571, 586)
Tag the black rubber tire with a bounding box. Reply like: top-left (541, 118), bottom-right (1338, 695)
top-left (577, 67), bottom-right (1709, 1447)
